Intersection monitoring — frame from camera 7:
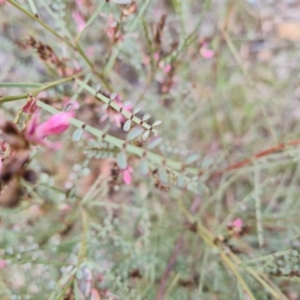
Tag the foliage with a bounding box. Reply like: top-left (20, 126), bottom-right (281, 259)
top-left (1, 0), bottom-right (300, 299)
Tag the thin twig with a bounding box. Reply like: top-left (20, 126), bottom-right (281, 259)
top-left (210, 138), bottom-right (300, 179)
top-left (0, 71), bottom-right (87, 104)
top-left (6, 0), bottom-right (75, 49)
top-left (155, 235), bottom-right (184, 300)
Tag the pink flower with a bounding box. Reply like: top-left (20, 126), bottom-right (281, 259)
top-left (163, 64), bottom-right (172, 73)
top-left (100, 14), bottom-right (123, 43)
top-left (24, 112), bottom-right (73, 149)
top-left (58, 203), bottom-right (72, 212)
top-left (0, 260), bottom-right (7, 269)
top-left (76, 0), bottom-right (84, 5)
top-left (106, 14), bottom-right (118, 40)
top-left (232, 218), bottom-right (243, 231)
top-left (200, 42), bottom-right (215, 59)
top-left (153, 52), bottom-right (160, 61)
top-left (22, 95), bottom-right (38, 114)
top-left (72, 11), bottom-right (86, 32)
top-left (122, 166), bottom-right (133, 185)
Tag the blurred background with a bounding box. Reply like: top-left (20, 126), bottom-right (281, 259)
top-left (1, 0), bottom-right (300, 299)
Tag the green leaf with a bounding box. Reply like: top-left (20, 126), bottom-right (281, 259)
top-left (72, 128), bottom-right (83, 142)
top-left (0, 82), bottom-right (43, 88)
top-left (110, 92), bottom-right (117, 100)
top-left (127, 126), bottom-right (144, 141)
top-left (95, 152), bottom-right (105, 159)
top-left (117, 151), bottom-right (127, 170)
top-left (147, 136), bottom-right (163, 150)
top-left (177, 173), bottom-right (185, 189)
top-left (142, 130), bottom-right (150, 141)
top-left (197, 181), bottom-right (206, 194)
top-left (184, 153), bottom-right (199, 165)
top-left (102, 103), bottom-right (109, 110)
top-left (143, 114), bottom-right (151, 121)
top-left (152, 120), bottom-right (163, 127)
top-left (123, 119), bottom-right (132, 132)
top-left (159, 167), bottom-right (168, 184)
top-left (133, 107), bottom-right (141, 114)
top-left (28, 0), bottom-right (39, 17)
top-left (139, 159), bottom-right (149, 176)
top-left (76, 269), bottom-right (83, 280)
top-left (64, 102), bottom-right (74, 112)
top-left (123, 100), bottom-right (132, 107)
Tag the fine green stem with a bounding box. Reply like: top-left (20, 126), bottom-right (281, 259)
top-left (220, 252), bottom-right (256, 300)
top-left (0, 83), bottom-right (43, 88)
top-left (0, 71), bottom-right (86, 104)
top-left (180, 206), bottom-right (281, 300)
top-left (75, 2), bottom-right (106, 42)
top-left (6, 0), bottom-right (75, 49)
top-left (6, 0), bottom-right (111, 92)
top-left (103, 0), bottom-right (152, 74)
top-left (75, 42), bottom-right (112, 91)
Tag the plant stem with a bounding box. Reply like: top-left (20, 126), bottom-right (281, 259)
top-left (6, 0), bottom-right (111, 91)
top-left (6, 0), bottom-right (75, 49)
top-left (75, 42), bottom-right (112, 91)
top-left (210, 138), bottom-right (300, 178)
top-left (181, 203), bottom-right (284, 299)
top-left (76, 79), bottom-right (157, 134)
top-left (75, 2), bottom-right (106, 42)
top-left (36, 100), bottom-right (201, 195)
top-left (0, 71), bottom-right (86, 104)
top-left (155, 234), bottom-right (184, 300)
